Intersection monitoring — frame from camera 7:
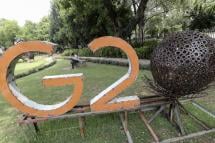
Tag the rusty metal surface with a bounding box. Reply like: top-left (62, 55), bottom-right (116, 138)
top-left (151, 31), bottom-right (215, 98)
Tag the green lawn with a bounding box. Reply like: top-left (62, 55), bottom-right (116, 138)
top-left (15, 56), bottom-right (47, 75)
top-left (0, 59), bottom-right (214, 143)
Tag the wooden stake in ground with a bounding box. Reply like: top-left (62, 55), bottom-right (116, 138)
top-left (119, 112), bottom-right (133, 143)
top-left (139, 112), bottom-right (159, 143)
top-left (78, 117), bottom-right (85, 138)
top-left (148, 105), bottom-right (165, 124)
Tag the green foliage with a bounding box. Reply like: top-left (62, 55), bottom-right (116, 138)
top-left (0, 17), bottom-right (50, 48)
top-left (62, 48), bottom-right (93, 57)
top-left (189, 4), bottom-right (215, 31)
top-left (143, 39), bottom-right (159, 48)
top-left (133, 39), bottom-right (158, 59)
top-left (1, 0), bottom-right (214, 50)
top-left (36, 17), bottom-right (50, 41)
top-left (49, 0), bottom-right (64, 45)
top-left (0, 19), bottom-right (20, 47)
top-left (49, 0), bottom-right (133, 47)
top-left (143, 0), bottom-right (201, 38)
top-left (62, 39), bottom-right (158, 59)
top-left (62, 48), bottom-right (124, 58)
top-left (19, 21), bottom-right (38, 40)
top-left (19, 17), bottom-right (50, 41)
top-left (135, 47), bottom-right (153, 59)
top-left (77, 48), bottom-right (93, 57)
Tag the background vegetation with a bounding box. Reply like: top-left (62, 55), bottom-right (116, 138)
top-left (0, 0), bottom-right (214, 57)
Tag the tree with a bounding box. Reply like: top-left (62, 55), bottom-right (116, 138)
top-left (36, 16), bottom-right (50, 41)
top-left (0, 19), bottom-right (20, 48)
top-left (141, 0), bottom-right (197, 39)
top-left (50, 0), bottom-right (210, 48)
top-left (19, 21), bottom-right (38, 40)
top-left (49, 0), bottom-right (64, 45)
top-left (189, 4), bottom-right (215, 31)
top-left (50, 0), bottom-right (133, 47)
top-left (18, 17), bottom-right (50, 41)
top-left (122, 0), bottom-right (149, 40)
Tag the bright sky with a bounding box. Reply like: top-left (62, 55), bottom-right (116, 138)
top-left (0, 0), bottom-right (51, 26)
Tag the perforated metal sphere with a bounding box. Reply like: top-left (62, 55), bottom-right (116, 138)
top-left (151, 31), bottom-right (215, 97)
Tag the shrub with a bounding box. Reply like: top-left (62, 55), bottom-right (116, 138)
top-left (135, 47), bottom-right (154, 59)
top-left (134, 39), bottom-right (159, 59)
top-left (132, 39), bottom-right (159, 49)
top-left (62, 39), bottom-right (159, 59)
top-left (62, 49), bottom-right (73, 56)
top-left (143, 39), bottom-right (159, 48)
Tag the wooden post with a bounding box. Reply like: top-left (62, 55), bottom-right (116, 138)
top-left (169, 104), bottom-right (174, 122)
top-left (174, 104), bottom-right (185, 135)
top-left (148, 105), bottom-right (165, 124)
top-left (139, 112), bottom-right (159, 143)
top-left (124, 111), bottom-right (128, 130)
top-left (119, 112), bottom-right (133, 143)
top-left (178, 101), bottom-right (210, 130)
top-left (78, 117), bottom-right (85, 138)
top-left (31, 117), bottom-right (39, 133)
top-left (159, 128), bottom-right (215, 143)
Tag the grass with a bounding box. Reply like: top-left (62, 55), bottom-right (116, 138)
top-left (0, 59), bottom-right (214, 143)
top-left (15, 56), bottom-right (47, 75)
top-left (193, 87), bottom-right (215, 114)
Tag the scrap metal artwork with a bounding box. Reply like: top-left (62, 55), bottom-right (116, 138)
top-left (151, 31), bottom-right (215, 98)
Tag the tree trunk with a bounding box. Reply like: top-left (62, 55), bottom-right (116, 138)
top-left (132, 0), bottom-right (138, 43)
top-left (103, 0), bottom-right (119, 35)
top-left (121, 0), bottom-right (149, 38)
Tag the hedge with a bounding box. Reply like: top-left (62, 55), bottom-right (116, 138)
top-left (79, 57), bottom-right (150, 69)
top-left (15, 57), bottom-right (56, 79)
top-left (62, 39), bottom-right (159, 59)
